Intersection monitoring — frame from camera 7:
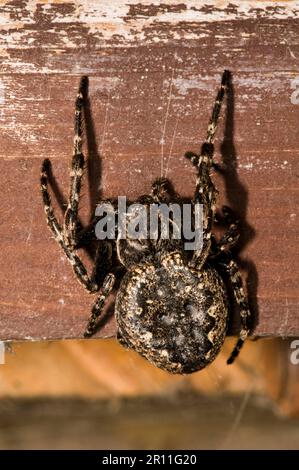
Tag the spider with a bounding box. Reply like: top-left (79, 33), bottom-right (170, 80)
top-left (40, 70), bottom-right (251, 374)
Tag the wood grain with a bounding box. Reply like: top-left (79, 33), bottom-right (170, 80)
top-left (1, 394), bottom-right (299, 449)
top-left (0, 1), bottom-right (298, 340)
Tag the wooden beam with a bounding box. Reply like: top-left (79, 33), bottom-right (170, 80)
top-left (0, 1), bottom-right (298, 340)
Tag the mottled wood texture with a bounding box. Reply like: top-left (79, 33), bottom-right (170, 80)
top-left (0, 1), bottom-right (298, 340)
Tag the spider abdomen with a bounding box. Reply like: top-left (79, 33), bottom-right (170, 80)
top-left (115, 253), bottom-right (228, 374)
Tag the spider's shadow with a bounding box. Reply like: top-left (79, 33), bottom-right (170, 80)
top-left (84, 79), bottom-right (103, 225)
top-left (218, 71), bottom-right (259, 334)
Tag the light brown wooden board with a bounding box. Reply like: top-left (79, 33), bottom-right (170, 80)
top-left (1, 395), bottom-right (299, 449)
top-left (0, 1), bottom-right (298, 340)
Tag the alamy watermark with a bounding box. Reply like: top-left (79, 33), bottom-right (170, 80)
top-left (290, 77), bottom-right (299, 105)
top-left (0, 342), bottom-right (5, 364)
top-left (290, 340), bottom-right (299, 365)
top-left (94, 197), bottom-right (203, 251)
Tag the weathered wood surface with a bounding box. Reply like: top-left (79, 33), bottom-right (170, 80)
top-left (0, 1), bottom-right (298, 340)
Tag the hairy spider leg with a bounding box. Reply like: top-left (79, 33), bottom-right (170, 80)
top-left (212, 206), bottom-right (240, 257)
top-left (224, 258), bottom-right (252, 364)
top-left (40, 159), bottom-right (98, 292)
top-left (151, 177), bottom-right (171, 202)
top-left (64, 76), bottom-right (87, 248)
top-left (186, 70), bottom-right (229, 270)
top-left (41, 78), bottom-right (117, 336)
top-left (40, 78), bottom-right (105, 293)
top-left (84, 273), bottom-right (116, 337)
top-left (226, 259), bottom-right (251, 364)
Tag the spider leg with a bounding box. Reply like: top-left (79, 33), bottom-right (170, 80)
top-left (84, 273), bottom-right (116, 337)
top-left (186, 70), bottom-right (229, 270)
top-left (64, 76), bottom-right (87, 248)
top-left (220, 256), bottom-right (251, 364)
top-left (40, 159), bottom-right (99, 293)
top-left (41, 77), bottom-right (118, 339)
top-left (216, 224), bottom-right (239, 254)
top-left (41, 159), bottom-right (64, 243)
top-left (211, 206), bottom-right (240, 257)
top-left (151, 177), bottom-right (173, 203)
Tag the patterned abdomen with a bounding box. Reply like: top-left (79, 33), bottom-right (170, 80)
top-left (115, 254), bottom-right (228, 374)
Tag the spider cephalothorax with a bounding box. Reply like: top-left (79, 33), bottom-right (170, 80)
top-left (40, 71), bottom-right (251, 374)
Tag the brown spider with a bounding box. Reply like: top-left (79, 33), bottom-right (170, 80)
top-left (40, 71), bottom-right (251, 374)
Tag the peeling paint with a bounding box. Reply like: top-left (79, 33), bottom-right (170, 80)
top-left (0, 1), bottom-right (298, 49)
top-left (173, 77), bottom-right (212, 95)
top-left (89, 76), bottom-right (121, 94)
